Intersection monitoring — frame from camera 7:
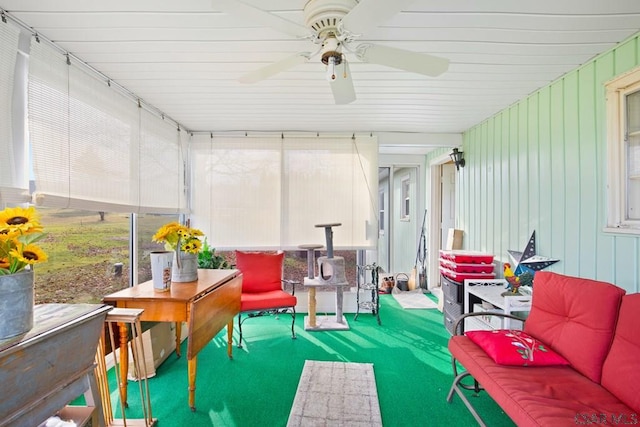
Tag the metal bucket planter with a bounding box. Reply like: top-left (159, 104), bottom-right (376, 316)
top-left (395, 273), bottom-right (409, 291)
top-left (0, 270), bottom-right (34, 340)
top-left (172, 251), bottom-right (198, 282)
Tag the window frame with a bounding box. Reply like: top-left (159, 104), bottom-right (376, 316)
top-left (605, 66), bottom-right (640, 234)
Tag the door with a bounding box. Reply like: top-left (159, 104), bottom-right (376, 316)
top-left (377, 165), bottom-right (419, 276)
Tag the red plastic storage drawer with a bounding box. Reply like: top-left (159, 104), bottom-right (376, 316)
top-left (439, 258), bottom-right (495, 273)
top-left (438, 250), bottom-right (494, 264)
top-left (439, 266), bottom-right (496, 281)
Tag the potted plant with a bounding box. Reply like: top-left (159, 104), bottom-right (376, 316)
top-left (0, 206), bottom-right (48, 339)
top-left (152, 221), bottom-right (203, 282)
top-left (197, 238), bottom-right (231, 269)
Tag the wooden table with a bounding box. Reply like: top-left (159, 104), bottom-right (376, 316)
top-left (103, 269), bottom-right (242, 411)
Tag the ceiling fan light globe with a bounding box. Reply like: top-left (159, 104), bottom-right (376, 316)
top-left (320, 35), bottom-right (342, 62)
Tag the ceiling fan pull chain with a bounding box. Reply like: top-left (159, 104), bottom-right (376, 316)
top-left (342, 55), bottom-right (348, 79)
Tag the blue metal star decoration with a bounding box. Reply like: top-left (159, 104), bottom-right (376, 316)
top-left (507, 231), bottom-right (559, 276)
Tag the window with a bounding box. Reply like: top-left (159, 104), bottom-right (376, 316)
top-left (606, 67), bottom-right (640, 233)
top-left (626, 90), bottom-right (640, 220)
top-left (401, 176), bottom-right (410, 221)
top-left (136, 213), bottom-right (179, 285)
top-left (34, 207), bottom-right (130, 304)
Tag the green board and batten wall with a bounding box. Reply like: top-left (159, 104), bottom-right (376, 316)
top-left (430, 32), bottom-right (640, 293)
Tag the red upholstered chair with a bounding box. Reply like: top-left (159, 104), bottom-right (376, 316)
top-left (235, 250), bottom-right (298, 348)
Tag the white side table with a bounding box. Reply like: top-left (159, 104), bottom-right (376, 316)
top-left (463, 279), bottom-right (532, 331)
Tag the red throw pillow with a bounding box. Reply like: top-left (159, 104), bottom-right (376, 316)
top-left (466, 329), bottom-right (570, 367)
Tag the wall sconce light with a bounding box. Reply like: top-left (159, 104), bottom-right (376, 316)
top-left (450, 148), bottom-right (465, 170)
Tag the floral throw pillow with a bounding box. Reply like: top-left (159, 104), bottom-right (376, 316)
top-left (465, 329), bottom-right (570, 366)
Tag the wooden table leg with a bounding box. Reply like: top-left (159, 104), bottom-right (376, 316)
top-left (188, 355), bottom-right (197, 412)
top-left (175, 321), bottom-right (182, 358)
top-left (118, 322), bottom-right (129, 407)
top-left (308, 287), bottom-right (317, 327)
top-left (226, 320), bottom-right (233, 359)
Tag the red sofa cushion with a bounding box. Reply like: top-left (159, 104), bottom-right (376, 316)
top-left (235, 251), bottom-right (284, 294)
top-left (466, 329), bottom-right (569, 366)
top-left (524, 272), bottom-right (625, 383)
top-left (601, 293), bottom-right (640, 413)
top-left (449, 335), bottom-right (634, 427)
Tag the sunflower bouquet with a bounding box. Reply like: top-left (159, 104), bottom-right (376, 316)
top-left (0, 206), bottom-right (48, 275)
top-left (152, 221), bottom-right (204, 255)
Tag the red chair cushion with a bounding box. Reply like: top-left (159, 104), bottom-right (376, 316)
top-left (241, 289), bottom-right (297, 312)
top-left (235, 251), bottom-right (284, 294)
top-left (465, 329), bottom-right (569, 366)
top-left (524, 272), bottom-right (625, 383)
top-left (601, 293), bottom-right (640, 412)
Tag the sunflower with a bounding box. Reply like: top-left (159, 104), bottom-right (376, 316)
top-left (182, 239), bottom-right (202, 254)
top-left (0, 206), bottom-right (42, 233)
top-left (10, 243), bottom-right (48, 265)
top-left (152, 222), bottom-right (181, 242)
top-left (153, 221), bottom-right (204, 254)
top-left (0, 206), bottom-right (47, 274)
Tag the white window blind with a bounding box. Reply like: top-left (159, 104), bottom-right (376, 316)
top-left (138, 109), bottom-right (187, 214)
top-left (191, 136), bottom-right (282, 248)
top-left (190, 134), bottom-right (378, 250)
top-left (28, 38), bottom-right (70, 208)
top-left (28, 38), bottom-right (186, 213)
top-left (0, 21), bottom-right (29, 205)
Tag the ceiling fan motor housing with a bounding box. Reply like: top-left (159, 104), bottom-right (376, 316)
top-left (304, 0), bottom-right (358, 36)
top-left (321, 36), bottom-right (342, 65)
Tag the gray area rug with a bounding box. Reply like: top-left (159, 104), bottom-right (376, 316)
top-left (287, 361), bottom-right (382, 427)
top-left (392, 288), bottom-right (439, 309)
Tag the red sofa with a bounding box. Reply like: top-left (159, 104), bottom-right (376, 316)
top-left (447, 271), bottom-right (639, 426)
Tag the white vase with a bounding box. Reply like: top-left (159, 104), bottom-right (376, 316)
top-left (0, 270), bottom-right (34, 339)
top-left (150, 251), bottom-right (173, 291)
top-left (172, 251), bottom-right (198, 282)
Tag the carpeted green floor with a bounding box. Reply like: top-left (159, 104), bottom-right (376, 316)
top-left (110, 294), bottom-right (515, 426)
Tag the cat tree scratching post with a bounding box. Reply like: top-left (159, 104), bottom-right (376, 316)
top-left (302, 223), bottom-right (350, 331)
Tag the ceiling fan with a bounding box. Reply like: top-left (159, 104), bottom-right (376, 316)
top-left (217, 0), bottom-right (450, 105)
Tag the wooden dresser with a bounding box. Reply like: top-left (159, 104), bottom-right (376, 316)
top-left (0, 303), bottom-right (112, 426)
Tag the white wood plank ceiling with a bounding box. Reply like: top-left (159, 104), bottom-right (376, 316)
top-left (2, 0), bottom-right (640, 136)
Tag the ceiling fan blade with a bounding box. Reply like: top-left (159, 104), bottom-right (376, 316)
top-left (216, 0), bottom-right (310, 38)
top-left (239, 52), bottom-right (311, 84)
top-left (341, 0), bottom-right (417, 36)
top-left (330, 61), bottom-right (356, 105)
top-left (357, 44), bottom-right (449, 77)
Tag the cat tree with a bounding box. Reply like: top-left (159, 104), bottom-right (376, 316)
top-left (301, 223), bottom-right (350, 331)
